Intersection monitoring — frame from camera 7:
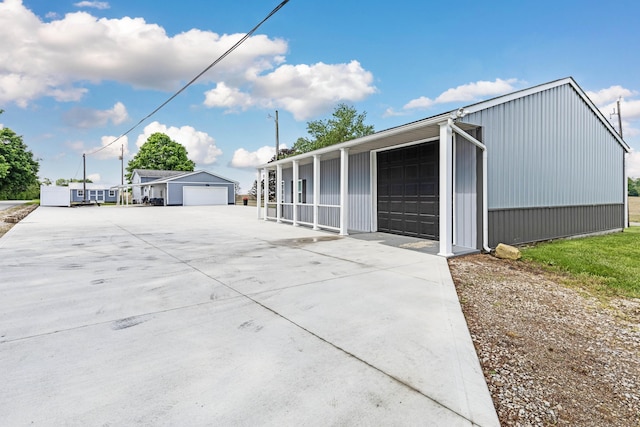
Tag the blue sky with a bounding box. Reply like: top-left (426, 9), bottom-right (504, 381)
top-left (1, 0), bottom-right (639, 191)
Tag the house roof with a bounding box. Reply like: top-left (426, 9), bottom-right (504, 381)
top-left (259, 77), bottom-right (629, 169)
top-left (145, 170), bottom-right (238, 185)
top-left (132, 169), bottom-right (187, 179)
top-left (113, 170), bottom-right (238, 189)
top-left (68, 183), bottom-right (118, 190)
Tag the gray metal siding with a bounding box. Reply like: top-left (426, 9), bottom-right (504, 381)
top-left (348, 152), bottom-right (372, 232)
top-left (454, 137), bottom-right (477, 248)
top-left (488, 204), bottom-right (624, 246)
top-left (462, 83), bottom-right (624, 210)
top-left (282, 168), bottom-right (293, 203)
top-left (319, 158), bottom-right (340, 205)
top-left (71, 189), bottom-right (118, 203)
top-left (299, 163), bottom-right (314, 204)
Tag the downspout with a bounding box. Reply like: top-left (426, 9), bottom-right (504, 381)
top-left (449, 119), bottom-right (491, 253)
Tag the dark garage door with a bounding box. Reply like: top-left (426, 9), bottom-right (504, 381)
top-left (377, 142), bottom-right (439, 239)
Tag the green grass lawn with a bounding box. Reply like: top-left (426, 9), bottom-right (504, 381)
top-left (522, 227), bottom-right (640, 299)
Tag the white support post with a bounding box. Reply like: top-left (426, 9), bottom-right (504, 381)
top-left (438, 120), bottom-right (454, 257)
top-left (292, 160), bottom-right (299, 226)
top-left (256, 170), bottom-right (262, 219)
top-left (262, 168), bottom-right (268, 221)
top-left (276, 164), bottom-right (282, 223)
top-left (313, 154), bottom-right (320, 230)
top-left (339, 147), bottom-right (349, 236)
top-left (624, 153), bottom-right (629, 228)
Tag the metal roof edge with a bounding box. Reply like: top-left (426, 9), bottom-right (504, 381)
top-left (257, 111), bottom-right (452, 169)
top-left (150, 170), bottom-right (239, 185)
top-left (257, 77), bottom-right (630, 171)
top-left (463, 77), bottom-right (629, 152)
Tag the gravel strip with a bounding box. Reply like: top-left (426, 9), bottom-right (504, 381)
top-left (449, 254), bottom-right (640, 427)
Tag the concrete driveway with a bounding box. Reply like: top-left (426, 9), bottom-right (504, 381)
top-left (0, 205), bottom-right (498, 426)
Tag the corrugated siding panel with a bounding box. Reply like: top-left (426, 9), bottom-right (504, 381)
top-left (298, 205), bottom-right (314, 223)
top-left (454, 137), bottom-right (477, 248)
top-left (282, 168), bottom-right (293, 203)
top-left (348, 152), bottom-right (372, 232)
top-left (299, 163), bottom-right (314, 204)
top-left (489, 204), bottom-right (624, 246)
top-left (319, 158), bottom-right (340, 205)
top-left (462, 84), bottom-right (624, 209)
top-left (318, 206), bottom-right (340, 228)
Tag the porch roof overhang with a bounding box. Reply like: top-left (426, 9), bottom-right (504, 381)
top-left (258, 111), bottom-right (480, 169)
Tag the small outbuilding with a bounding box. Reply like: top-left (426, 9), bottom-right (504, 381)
top-left (128, 169), bottom-right (237, 206)
top-left (257, 77), bottom-right (630, 256)
top-left (40, 183), bottom-right (119, 207)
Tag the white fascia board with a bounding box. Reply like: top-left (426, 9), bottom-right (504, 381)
top-left (257, 112), bottom-right (451, 170)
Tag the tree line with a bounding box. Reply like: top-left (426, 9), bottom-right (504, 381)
top-left (0, 110), bottom-right (40, 200)
top-left (629, 177), bottom-right (640, 197)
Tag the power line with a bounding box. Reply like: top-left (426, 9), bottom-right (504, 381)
top-left (87, 0), bottom-right (290, 157)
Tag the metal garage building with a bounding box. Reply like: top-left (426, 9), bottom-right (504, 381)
top-left (256, 77), bottom-right (630, 257)
top-left (128, 170), bottom-right (236, 206)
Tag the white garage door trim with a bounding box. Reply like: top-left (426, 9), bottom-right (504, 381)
top-left (183, 186), bottom-right (227, 206)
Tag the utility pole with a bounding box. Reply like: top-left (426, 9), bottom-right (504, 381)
top-left (275, 110), bottom-right (280, 160)
top-left (82, 153), bottom-right (87, 204)
top-left (119, 144), bottom-right (124, 205)
top-left (267, 110), bottom-right (280, 160)
top-left (120, 144), bottom-right (124, 185)
top-left (611, 97), bottom-right (623, 139)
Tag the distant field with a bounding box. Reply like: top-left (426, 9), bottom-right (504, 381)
top-left (630, 196), bottom-right (640, 223)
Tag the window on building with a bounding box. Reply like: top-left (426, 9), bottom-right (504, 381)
top-left (109, 190), bottom-right (116, 197)
top-left (77, 190), bottom-right (84, 198)
top-left (297, 179), bottom-right (307, 203)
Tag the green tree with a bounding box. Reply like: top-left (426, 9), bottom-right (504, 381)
top-left (55, 178), bottom-right (93, 186)
top-left (629, 177), bottom-right (639, 197)
top-left (249, 177), bottom-right (276, 201)
top-left (0, 115), bottom-right (40, 200)
top-left (291, 104), bottom-right (374, 155)
top-left (125, 133), bottom-right (195, 182)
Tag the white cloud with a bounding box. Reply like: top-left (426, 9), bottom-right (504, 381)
top-left (63, 102), bottom-right (129, 128)
top-left (628, 150), bottom-right (640, 179)
top-left (230, 145), bottom-right (278, 169)
top-left (74, 1), bottom-right (110, 9)
top-left (203, 60), bottom-right (377, 121)
top-left (620, 99), bottom-right (640, 120)
top-left (403, 96), bottom-right (434, 110)
top-left (435, 78), bottom-right (520, 103)
top-left (382, 107), bottom-right (408, 118)
top-left (0, 1), bottom-right (377, 121)
top-left (89, 135), bottom-right (129, 160)
top-left (0, 1), bottom-right (287, 106)
top-left (586, 85), bottom-right (636, 106)
top-left (135, 121), bottom-right (222, 165)
top-left (402, 78), bottom-right (521, 112)
top-left (87, 173), bottom-right (101, 182)
top-left (203, 82), bottom-right (254, 111)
